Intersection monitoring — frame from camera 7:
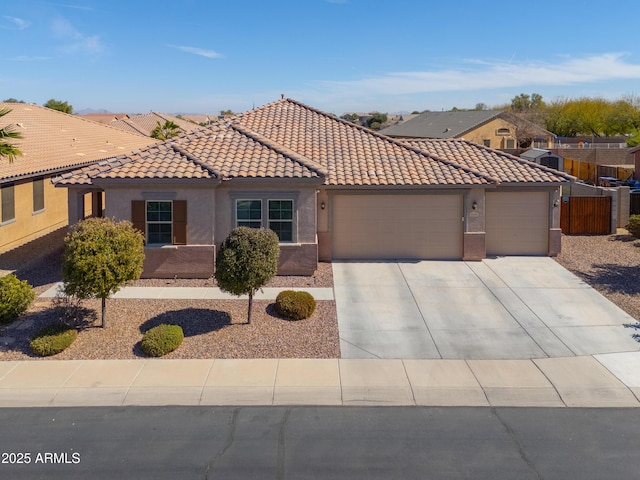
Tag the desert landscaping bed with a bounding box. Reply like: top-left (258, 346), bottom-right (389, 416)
top-left (0, 298), bottom-right (339, 361)
top-left (0, 228), bottom-right (339, 360)
top-left (554, 231), bottom-right (640, 322)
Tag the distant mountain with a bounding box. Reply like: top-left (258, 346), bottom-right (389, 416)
top-left (76, 108), bottom-right (112, 115)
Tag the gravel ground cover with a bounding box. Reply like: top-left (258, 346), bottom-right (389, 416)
top-left (554, 230), bottom-right (640, 322)
top-left (0, 228), bottom-right (339, 360)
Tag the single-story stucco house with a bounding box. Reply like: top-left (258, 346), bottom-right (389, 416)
top-left (54, 98), bottom-right (574, 278)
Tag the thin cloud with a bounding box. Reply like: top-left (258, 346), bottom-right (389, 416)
top-left (320, 53), bottom-right (640, 95)
top-left (10, 56), bottom-right (52, 62)
top-left (170, 45), bottom-right (223, 59)
top-left (51, 16), bottom-right (104, 55)
top-left (2, 16), bottom-right (30, 30)
top-left (54, 3), bottom-right (95, 10)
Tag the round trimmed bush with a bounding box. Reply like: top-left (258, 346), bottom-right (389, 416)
top-left (0, 274), bottom-right (35, 324)
top-left (627, 215), bottom-right (640, 238)
top-left (30, 324), bottom-right (78, 357)
top-left (274, 290), bottom-right (316, 320)
top-left (140, 324), bottom-right (184, 357)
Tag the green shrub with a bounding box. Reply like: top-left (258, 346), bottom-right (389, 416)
top-left (627, 215), bottom-right (640, 238)
top-left (0, 274), bottom-right (35, 324)
top-left (274, 290), bottom-right (316, 320)
top-left (140, 324), bottom-right (184, 357)
top-left (30, 324), bottom-right (78, 357)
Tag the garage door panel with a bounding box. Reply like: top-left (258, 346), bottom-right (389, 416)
top-left (332, 194), bottom-right (462, 259)
top-left (486, 192), bottom-right (548, 255)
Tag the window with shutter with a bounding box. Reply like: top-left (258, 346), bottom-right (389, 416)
top-left (131, 200), bottom-right (187, 245)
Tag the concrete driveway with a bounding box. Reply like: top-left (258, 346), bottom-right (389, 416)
top-left (333, 257), bottom-right (639, 359)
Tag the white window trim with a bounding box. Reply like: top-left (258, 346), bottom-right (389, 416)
top-left (1, 183), bottom-right (15, 224)
top-left (32, 177), bottom-right (45, 215)
top-left (146, 200), bottom-right (173, 246)
top-left (234, 197), bottom-right (296, 243)
top-left (235, 199), bottom-right (263, 229)
top-left (268, 199), bottom-right (294, 243)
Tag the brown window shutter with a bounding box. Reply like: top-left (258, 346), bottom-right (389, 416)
top-left (131, 200), bottom-right (146, 242)
top-left (173, 200), bottom-right (187, 245)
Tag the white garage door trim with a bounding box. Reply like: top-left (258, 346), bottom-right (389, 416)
top-left (485, 191), bottom-right (549, 256)
top-left (332, 194), bottom-right (463, 260)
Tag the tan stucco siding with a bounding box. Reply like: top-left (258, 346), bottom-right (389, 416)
top-left (215, 184), bottom-right (317, 245)
top-left (104, 184), bottom-right (216, 245)
top-left (0, 176), bottom-right (69, 254)
top-left (462, 118), bottom-right (516, 149)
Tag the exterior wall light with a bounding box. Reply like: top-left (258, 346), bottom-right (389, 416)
top-left (321, 201), bottom-right (326, 210)
top-left (472, 201), bottom-right (477, 210)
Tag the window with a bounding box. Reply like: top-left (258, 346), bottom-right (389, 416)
top-left (131, 200), bottom-right (187, 246)
top-left (268, 200), bottom-right (293, 242)
top-left (146, 201), bottom-right (172, 244)
top-left (236, 199), bottom-right (262, 229)
top-left (235, 198), bottom-right (295, 242)
top-left (1, 183), bottom-right (15, 223)
top-left (33, 177), bottom-right (44, 213)
top-left (496, 128), bottom-right (510, 135)
top-left (506, 139), bottom-right (515, 149)
top-left (483, 139), bottom-right (491, 147)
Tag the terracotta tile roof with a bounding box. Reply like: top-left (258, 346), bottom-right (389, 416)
top-left (54, 98), bottom-right (572, 188)
top-left (56, 123), bottom-right (325, 185)
top-left (0, 103), bottom-right (158, 183)
top-left (109, 112), bottom-right (202, 137)
top-left (77, 113), bottom-right (130, 124)
top-left (180, 114), bottom-right (218, 125)
top-left (232, 99), bottom-right (491, 186)
top-left (401, 138), bottom-right (574, 184)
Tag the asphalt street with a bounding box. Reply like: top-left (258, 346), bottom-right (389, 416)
top-left (0, 406), bottom-right (639, 479)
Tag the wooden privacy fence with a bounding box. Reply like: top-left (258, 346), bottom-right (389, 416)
top-left (560, 196), bottom-right (611, 234)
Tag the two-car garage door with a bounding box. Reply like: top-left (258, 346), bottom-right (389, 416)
top-left (332, 194), bottom-right (463, 259)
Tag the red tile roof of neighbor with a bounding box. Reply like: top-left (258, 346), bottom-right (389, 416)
top-left (0, 103), bottom-right (158, 183)
top-left (55, 98), bottom-right (574, 187)
top-left (109, 112), bottom-right (202, 137)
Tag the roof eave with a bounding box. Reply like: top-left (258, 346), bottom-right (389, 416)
top-left (91, 177), bottom-right (220, 187)
top-left (2, 159), bottom-right (111, 185)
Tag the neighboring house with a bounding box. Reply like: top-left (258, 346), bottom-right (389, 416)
top-left (0, 102), bottom-right (158, 254)
top-left (380, 110), bottom-right (554, 149)
top-left (108, 112), bottom-right (201, 137)
top-left (78, 113), bottom-right (130, 124)
top-left (54, 98), bottom-right (574, 278)
top-left (520, 148), bottom-right (564, 172)
top-left (179, 114), bottom-right (219, 125)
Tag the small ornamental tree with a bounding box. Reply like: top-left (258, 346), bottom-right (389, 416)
top-left (215, 227), bottom-right (280, 324)
top-left (62, 218), bottom-right (145, 328)
top-left (150, 120), bottom-right (181, 140)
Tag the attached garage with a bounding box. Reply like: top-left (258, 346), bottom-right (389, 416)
top-left (332, 194), bottom-right (463, 259)
top-left (485, 191), bottom-right (549, 256)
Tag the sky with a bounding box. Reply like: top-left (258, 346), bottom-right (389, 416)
top-left (2, 0), bottom-right (640, 116)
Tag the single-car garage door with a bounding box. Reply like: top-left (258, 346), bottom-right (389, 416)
top-left (332, 194), bottom-right (463, 259)
top-left (485, 191), bottom-right (548, 255)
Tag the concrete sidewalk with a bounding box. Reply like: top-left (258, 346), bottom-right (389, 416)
top-left (39, 283), bottom-right (335, 301)
top-left (1, 354), bottom-right (640, 408)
